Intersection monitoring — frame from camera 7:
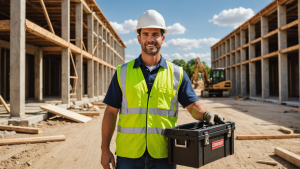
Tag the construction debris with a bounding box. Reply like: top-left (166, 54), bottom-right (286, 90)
top-left (70, 105), bottom-right (80, 109)
top-left (83, 103), bottom-right (93, 108)
top-left (0, 135), bottom-right (66, 145)
top-left (89, 106), bottom-right (101, 111)
top-left (279, 127), bottom-right (294, 134)
top-left (256, 160), bottom-right (278, 166)
top-left (40, 104), bottom-right (92, 123)
top-left (236, 134), bottom-right (300, 140)
top-left (275, 147), bottom-right (300, 168)
top-left (235, 94), bottom-right (242, 100)
top-left (0, 125), bottom-right (42, 134)
top-left (0, 130), bottom-right (16, 138)
top-left (284, 109), bottom-right (300, 113)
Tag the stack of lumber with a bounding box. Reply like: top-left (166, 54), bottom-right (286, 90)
top-left (40, 104), bottom-right (92, 123)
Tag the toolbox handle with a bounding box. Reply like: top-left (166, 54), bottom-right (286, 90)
top-left (175, 139), bottom-right (187, 148)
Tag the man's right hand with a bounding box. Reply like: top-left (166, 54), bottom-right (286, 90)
top-left (101, 149), bottom-right (116, 169)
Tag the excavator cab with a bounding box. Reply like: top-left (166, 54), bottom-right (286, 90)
top-left (210, 69), bottom-right (226, 85)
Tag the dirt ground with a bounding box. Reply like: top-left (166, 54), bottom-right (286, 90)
top-left (0, 97), bottom-right (299, 169)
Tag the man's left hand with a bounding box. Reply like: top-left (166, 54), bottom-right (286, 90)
top-left (203, 112), bottom-right (226, 126)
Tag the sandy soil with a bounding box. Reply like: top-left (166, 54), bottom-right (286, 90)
top-left (0, 97), bottom-right (299, 169)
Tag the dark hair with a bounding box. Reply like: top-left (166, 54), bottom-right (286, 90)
top-left (137, 29), bottom-right (164, 36)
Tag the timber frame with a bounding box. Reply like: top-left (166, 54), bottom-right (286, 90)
top-left (0, 0), bottom-right (126, 118)
top-left (210, 0), bottom-right (300, 104)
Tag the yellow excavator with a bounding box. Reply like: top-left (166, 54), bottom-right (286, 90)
top-left (191, 58), bottom-right (232, 97)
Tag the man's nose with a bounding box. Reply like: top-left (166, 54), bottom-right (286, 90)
top-left (146, 35), bottom-right (155, 42)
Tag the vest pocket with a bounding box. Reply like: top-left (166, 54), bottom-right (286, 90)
top-left (157, 88), bottom-right (176, 110)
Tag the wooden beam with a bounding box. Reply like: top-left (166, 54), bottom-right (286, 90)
top-left (257, 160), bottom-right (278, 166)
top-left (0, 125), bottom-right (42, 134)
top-left (92, 42), bottom-right (98, 55)
top-left (25, 20), bottom-right (116, 69)
top-left (275, 147), bottom-right (300, 168)
top-left (0, 135), bottom-right (66, 145)
top-left (280, 44), bottom-right (299, 54)
top-left (0, 20), bottom-right (10, 31)
top-left (69, 48), bottom-right (82, 87)
top-left (39, 0), bottom-right (55, 34)
top-left (279, 127), bottom-right (294, 134)
top-left (280, 19), bottom-right (298, 31)
top-left (236, 134), bottom-right (300, 140)
top-left (41, 47), bottom-right (61, 51)
top-left (0, 95), bottom-right (10, 113)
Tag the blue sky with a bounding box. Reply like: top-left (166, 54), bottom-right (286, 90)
top-left (96, 0), bottom-right (273, 67)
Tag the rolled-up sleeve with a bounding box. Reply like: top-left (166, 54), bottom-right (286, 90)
top-left (178, 71), bottom-right (199, 108)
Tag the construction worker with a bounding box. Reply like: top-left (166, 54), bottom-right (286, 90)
top-left (101, 10), bottom-right (226, 169)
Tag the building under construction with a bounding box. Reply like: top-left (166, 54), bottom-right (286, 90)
top-left (211, 0), bottom-right (299, 105)
top-left (0, 0), bottom-right (126, 120)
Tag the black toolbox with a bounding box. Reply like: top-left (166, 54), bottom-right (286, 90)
top-left (165, 121), bottom-right (235, 168)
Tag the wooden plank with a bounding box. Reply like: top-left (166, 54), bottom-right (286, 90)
top-left (236, 134), bottom-right (300, 140)
top-left (92, 43), bottom-right (98, 55)
top-left (0, 125), bottom-right (42, 134)
top-left (279, 127), bottom-right (294, 134)
top-left (275, 147), bottom-right (300, 168)
top-left (40, 104), bottom-right (92, 123)
top-left (75, 112), bottom-right (100, 116)
top-left (39, 0), bottom-right (55, 34)
top-left (0, 135), bottom-right (65, 145)
top-left (0, 95), bottom-right (10, 114)
top-left (0, 20), bottom-right (10, 31)
top-left (257, 160), bottom-right (278, 166)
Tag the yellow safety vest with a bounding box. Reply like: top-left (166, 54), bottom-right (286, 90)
top-left (116, 59), bottom-right (183, 159)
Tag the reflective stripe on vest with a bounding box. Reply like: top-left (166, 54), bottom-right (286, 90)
top-left (118, 126), bottom-right (165, 135)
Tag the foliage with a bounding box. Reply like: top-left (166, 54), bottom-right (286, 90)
top-left (172, 58), bottom-right (211, 80)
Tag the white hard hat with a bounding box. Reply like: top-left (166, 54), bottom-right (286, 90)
top-left (135, 10), bottom-right (167, 34)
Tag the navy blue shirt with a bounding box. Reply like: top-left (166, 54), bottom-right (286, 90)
top-left (103, 55), bottom-right (199, 108)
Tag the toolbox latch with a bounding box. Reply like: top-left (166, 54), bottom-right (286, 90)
top-left (227, 126), bottom-right (231, 138)
top-left (204, 132), bottom-right (209, 145)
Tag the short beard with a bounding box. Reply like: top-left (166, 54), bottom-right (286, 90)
top-left (141, 42), bottom-right (161, 56)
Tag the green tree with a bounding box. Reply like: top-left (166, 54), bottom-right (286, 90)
top-left (172, 58), bottom-right (211, 80)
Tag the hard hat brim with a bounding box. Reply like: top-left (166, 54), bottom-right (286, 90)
top-left (135, 25), bottom-right (167, 34)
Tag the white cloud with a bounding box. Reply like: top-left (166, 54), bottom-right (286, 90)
top-left (209, 7), bottom-right (255, 28)
top-left (110, 19), bottom-right (138, 34)
top-left (163, 38), bottom-right (220, 50)
top-left (125, 38), bottom-right (139, 45)
top-left (162, 53), bottom-right (211, 62)
top-left (166, 23), bottom-right (186, 35)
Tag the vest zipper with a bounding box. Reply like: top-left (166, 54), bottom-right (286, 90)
top-left (146, 90), bottom-right (150, 148)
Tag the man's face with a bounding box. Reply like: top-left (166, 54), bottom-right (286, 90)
top-left (138, 28), bottom-right (165, 56)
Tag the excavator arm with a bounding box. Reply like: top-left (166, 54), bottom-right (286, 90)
top-left (196, 58), bottom-right (209, 86)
